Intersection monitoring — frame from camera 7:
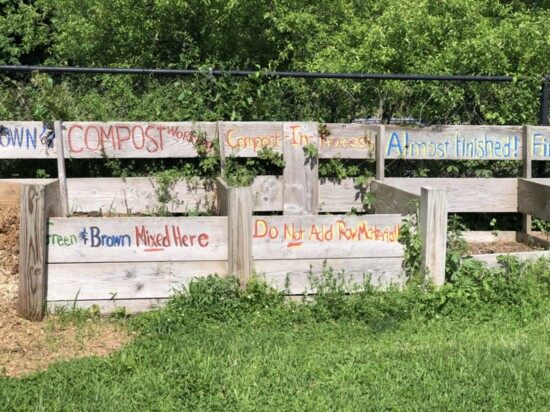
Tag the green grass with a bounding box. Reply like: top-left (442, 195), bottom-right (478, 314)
top-left (2, 258), bottom-right (550, 411)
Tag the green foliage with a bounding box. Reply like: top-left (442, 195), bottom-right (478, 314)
top-left (4, 263), bottom-right (550, 409)
top-left (1, 0), bottom-right (549, 128)
top-left (153, 168), bottom-right (185, 216)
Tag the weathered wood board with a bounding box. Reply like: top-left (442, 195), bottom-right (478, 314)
top-left (472, 251), bottom-right (550, 269)
top-left (47, 217), bottom-right (228, 263)
top-left (420, 187), bottom-right (447, 286)
top-left (0, 122), bottom-right (58, 158)
top-left (251, 176), bottom-right (283, 211)
top-left (65, 176), bottom-right (374, 215)
top-left (47, 261), bottom-right (227, 301)
top-left (219, 121), bottom-right (284, 157)
top-left (252, 215), bottom-right (403, 260)
top-left (67, 177), bottom-right (215, 214)
top-left (62, 122), bottom-right (217, 158)
top-left (47, 298), bottom-right (168, 314)
top-left (219, 121), bottom-right (379, 159)
top-left (518, 178), bottom-right (550, 221)
top-left (384, 125), bottom-right (523, 160)
top-left (371, 180), bottom-right (420, 214)
top-left (255, 257), bottom-right (404, 294)
top-left (283, 122), bottom-right (319, 215)
top-left (526, 127), bottom-right (550, 161)
top-left (319, 124), bottom-right (377, 159)
top-left (318, 177), bottom-right (368, 212)
top-left (378, 178), bottom-right (518, 213)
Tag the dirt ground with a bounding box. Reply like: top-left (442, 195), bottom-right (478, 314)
top-left (0, 205), bottom-right (132, 378)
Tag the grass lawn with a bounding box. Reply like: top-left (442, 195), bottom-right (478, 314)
top-left (2, 259), bottom-right (550, 411)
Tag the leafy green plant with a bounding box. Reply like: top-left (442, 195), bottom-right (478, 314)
top-left (303, 143), bottom-right (318, 159)
top-left (153, 168), bottom-right (185, 216)
top-left (399, 201), bottom-right (423, 280)
top-left (490, 217), bottom-right (500, 238)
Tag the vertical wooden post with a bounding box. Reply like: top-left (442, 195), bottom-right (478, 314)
top-left (217, 121), bottom-right (227, 174)
top-left (216, 178), bottom-right (253, 287)
top-left (55, 120), bottom-right (69, 217)
top-left (419, 186), bottom-right (448, 286)
top-left (522, 126), bottom-right (532, 234)
top-left (18, 184), bottom-right (48, 320)
top-left (283, 122), bottom-right (319, 215)
top-left (375, 124), bottom-right (386, 181)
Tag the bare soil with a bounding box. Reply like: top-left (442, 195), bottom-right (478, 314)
top-left (467, 241), bottom-right (543, 255)
top-left (0, 205), bottom-right (132, 378)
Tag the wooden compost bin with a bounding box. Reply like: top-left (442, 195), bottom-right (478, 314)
top-left (8, 120), bottom-right (550, 319)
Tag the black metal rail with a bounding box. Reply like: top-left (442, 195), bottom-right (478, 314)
top-left (0, 65), bottom-right (548, 125)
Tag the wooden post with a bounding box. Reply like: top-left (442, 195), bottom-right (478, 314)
top-left (375, 124), bottom-right (386, 181)
top-left (18, 181), bottom-right (64, 320)
top-left (522, 126), bottom-right (532, 234)
top-left (215, 177), bottom-right (229, 216)
top-left (216, 178), bottom-right (253, 287)
top-left (217, 121), bottom-right (227, 174)
top-left (283, 122), bottom-right (319, 215)
top-left (18, 184), bottom-right (48, 320)
top-left (55, 120), bottom-right (69, 217)
top-left (419, 186), bottom-right (448, 286)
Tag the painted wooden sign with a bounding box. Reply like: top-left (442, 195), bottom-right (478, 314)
top-left (219, 121), bottom-right (377, 159)
top-left (252, 214), bottom-right (403, 260)
top-left (219, 121), bottom-right (318, 157)
top-left (61, 122), bottom-right (217, 158)
top-left (320, 124), bottom-right (377, 159)
top-left (219, 121), bottom-right (285, 157)
top-left (47, 217), bottom-right (228, 262)
top-left (384, 125), bottom-right (523, 160)
top-left (0, 121), bottom-right (57, 158)
top-left (527, 127), bottom-right (550, 161)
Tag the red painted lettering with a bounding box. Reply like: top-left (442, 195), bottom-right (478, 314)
top-left (68, 125), bottom-right (83, 153)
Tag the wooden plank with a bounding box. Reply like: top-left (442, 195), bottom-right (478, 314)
top-left (522, 126), bottom-right (533, 233)
top-left (252, 215), bottom-right (403, 260)
top-left (461, 231), bottom-right (517, 243)
top-left (18, 184), bottom-right (48, 320)
top-left (255, 257), bottom-right (404, 294)
top-left (283, 122), bottom-right (319, 215)
top-left (227, 186), bottom-right (253, 285)
top-left (384, 125), bottom-right (522, 160)
top-left (376, 125), bottom-right (386, 180)
top-left (319, 124), bottom-right (376, 159)
top-left (67, 177), bottom-right (215, 215)
top-left (62, 122), bottom-right (217, 158)
top-left (47, 217), bottom-right (228, 263)
top-left (420, 187), bottom-right (448, 286)
top-left (44, 179), bottom-right (64, 218)
top-left (0, 121), bottom-right (57, 158)
top-left (253, 176), bottom-right (378, 213)
top-left (518, 178), bottom-right (550, 221)
top-left (472, 251), bottom-right (550, 269)
top-left (527, 126), bottom-right (550, 161)
top-left (251, 175), bottom-right (283, 212)
top-left (371, 180), bottom-right (420, 214)
top-left (215, 177), bottom-right (229, 216)
top-left (55, 121), bottom-right (69, 217)
top-left (47, 298), bottom-right (168, 314)
top-left (381, 178), bottom-right (518, 213)
top-left (319, 177), bottom-right (369, 212)
top-left (219, 121), bottom-right (283, 157)
top-left (47, 261), bottom-right (227, 301)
